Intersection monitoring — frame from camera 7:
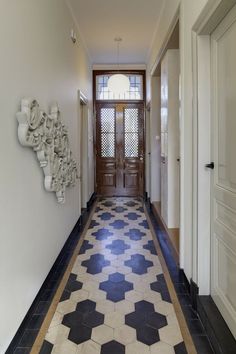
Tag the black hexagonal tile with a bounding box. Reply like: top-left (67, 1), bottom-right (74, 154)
top-left (124, 254), bottom-right (153, 274)
top-left (39, 340), bottom-right (53, 354)
top-left (76, 299), bottom-right (96, 314)
top-left (68, 324), bottom-right (91, 344)
top-left (139, 220), bottom-right (149, 229)
top-left (79, 240), bottom-right (94, 254)
top-left (62, 311), bottom-right (84, 328)
top-left (101, 340), bottom-right (125, 354)
top-left (135, 300), bottom-right (155, 313)
top-left (125, 310), bottom-right (147, 329)
top-left (101, 200), bottom-right (115, 207)
top-left (91, 228), bottom-right (113, 240)
top-left (64, 273), bottom-right (82, 293)
top-left (174, 342), bottom-right (188, 354)
top-left (99, 278), bottom-right (133, 302)
top-left (124, 201), bottom-right (138, 207)
top-left (136, 324), bottom-right (159, 345)
top-left (109, 220), bottom-right (129, 229)
top-left (106, 239), bottom-right (130, 255)
top-left (112, 206), bottom-right (127, 213)
top-left (98, 212), bottom-right (115, 220)
top-left (109, 272), bottom-right (125, 283)
top-left (124, 212), bottom-right (142, 220)
top-left (83, 311), bottom-right (104, 328)
top-left (89, 220), bottom-right (100, 229)
top-left (143, 240), bottom-right (157, 255)
top-left (124, 229), bottom-right (146, 241)
top-left (146, 312), bottom-right (167, 329)
top-left (81, 254), bottom-right (110, 274)
top-left (150, 275), bottom-right (172, 303)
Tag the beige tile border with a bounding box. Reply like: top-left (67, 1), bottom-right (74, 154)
top-left (30, 201), bottom-right (98, 354)
top-left (144, 204), bottom-right (197, 354)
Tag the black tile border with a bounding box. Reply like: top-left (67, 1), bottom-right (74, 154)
top-left (148, 202), bottom-right (215, 354)
top-left (197, 296), bottom-right (236, 354)
top-left (6, 193), bottom-right (96, 354)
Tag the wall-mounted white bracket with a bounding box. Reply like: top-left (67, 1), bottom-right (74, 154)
top-left (16, 98), bottom-right (78, 203)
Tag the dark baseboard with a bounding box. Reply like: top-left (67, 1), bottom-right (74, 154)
top-left (6, 193), bottom-right (96, 354)
top-left (197, 296), bottom-right (236, 354)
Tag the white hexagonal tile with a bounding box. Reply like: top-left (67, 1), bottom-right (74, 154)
top-left (51, 339), bottom-right (78, 354)
top-left (159, 323), bottom-right (183, 346)
top-left (102, 266), bottom-right (117, 274)
top-left (91, 324), bottom-right (114, 344)
top-left (56, 299), bottom-right (76, 315)
top-left (45, 324), bottom-right (69, 345)
top-left (88, 289), bottom-right (106, 302)
top-left (154, 301), bottom-right (175, 316)
top-left (104, 311), bottom-right (124, 328)
top-left (143, 290), bottom-right (162, 304)
top-left (82, 280), bottom-right (99, 292)
top-left (150, 341), bottom-right (175, 354)
top-left (115, 300), bottom-right (135, 314)
top-left (77, 339), bottom-right (101, 354)
top-left (167, 313), bottom-right (179, 325)
top-left (70, 289), bottom-right (89, 303)
top-left (126, 341), bottom-right (150, 354)
top-left (114, 325), bottom-right (136, 345)
top-left (116, 265), bottom-right (132, 274)
top-left (125, 290), bottom-right (144, 303)
top-left (49, 311), bottom-right (63, 329)
top-left (96, 299), bottom-right (115, 314)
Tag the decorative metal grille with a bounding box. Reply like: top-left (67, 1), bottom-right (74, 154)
top-left (100, 108), bottom-right (115, 157)
top-left (124, 108), bottom-right (139, 157)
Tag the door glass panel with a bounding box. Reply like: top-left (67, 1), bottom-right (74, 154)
top-left (124, 108), bottom-right (139, 157)
top-left (217, 24), bottom-right (236, 190)
top-left (100, 108), bottom-right (115, 157)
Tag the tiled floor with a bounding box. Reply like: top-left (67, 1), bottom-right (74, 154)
top-left (39, 198), bottom-right (188, 354)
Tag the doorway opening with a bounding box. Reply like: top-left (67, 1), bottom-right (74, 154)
top-left (93, 70), bottom-right (146, 197)
top-left (149, 20), bottom-right (180, 263)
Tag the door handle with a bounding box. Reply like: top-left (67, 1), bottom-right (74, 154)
top-left (205, 162), bottom-right (214, 170)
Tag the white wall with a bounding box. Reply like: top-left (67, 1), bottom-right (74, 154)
top-left (0, 0), bottom-right (92, 351)
top-left (150, 77), bottom-right (161, 203)
top-left (147, 0), bottom-right (209, 280)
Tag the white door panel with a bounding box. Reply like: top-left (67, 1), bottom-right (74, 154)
top-left (211, 3), bottom-right (236, 338)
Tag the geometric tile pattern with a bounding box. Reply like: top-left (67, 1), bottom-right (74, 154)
top-left (40, 197), bottom-right (186, 353)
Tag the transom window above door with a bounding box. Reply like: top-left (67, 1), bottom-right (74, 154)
top-left (96, 74), bottom-right (143, 100)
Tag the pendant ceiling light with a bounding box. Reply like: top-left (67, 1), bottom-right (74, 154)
top-left (107, 38), bottom-right (130, 96)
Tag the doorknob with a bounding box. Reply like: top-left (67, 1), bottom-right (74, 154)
top-left (205, 162), bottom-right (214, 170)
top-left (139, 157), bottom-right (143, 161)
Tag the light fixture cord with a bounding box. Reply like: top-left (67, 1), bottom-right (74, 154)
top-left (117, 39), bottom-right (120, 72)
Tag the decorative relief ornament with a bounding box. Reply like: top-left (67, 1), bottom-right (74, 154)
top-left (16, 98), bottom-right (78, 203)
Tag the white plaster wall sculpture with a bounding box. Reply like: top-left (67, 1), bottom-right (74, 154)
top-left (16, 98), bottom-right (78, 203)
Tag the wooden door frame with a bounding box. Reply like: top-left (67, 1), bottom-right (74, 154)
top-left (192, 0), bottom-right (236, 296)
top-left (93, 70), bottom-right (146, 197)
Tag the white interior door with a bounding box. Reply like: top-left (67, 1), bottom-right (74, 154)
top-left (211, 4), bottom-right (236, 338)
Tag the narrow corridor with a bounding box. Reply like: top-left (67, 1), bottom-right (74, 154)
top-left (37, 198), bottom-right (190, 354)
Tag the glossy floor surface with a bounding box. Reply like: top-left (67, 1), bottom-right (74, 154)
top-left (39, 198), bottom-right (187, 354)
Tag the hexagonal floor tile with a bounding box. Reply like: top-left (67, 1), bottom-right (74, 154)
top-left (91, 324), bottom-right (114, 345)
top-left (105, 311), bottom-right (124, 328)
top-left (114, 325), bottom-right (136, 345)
top-left (101, 340), bottom-right (125, 354)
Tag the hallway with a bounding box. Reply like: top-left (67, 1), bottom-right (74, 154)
top-left (2, 1), bottom-right (236, 353)
top-left (34, 198), bottom-right (189, 353)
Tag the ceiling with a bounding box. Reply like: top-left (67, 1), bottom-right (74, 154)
top-left (68, 0), bottom-right (165, 65)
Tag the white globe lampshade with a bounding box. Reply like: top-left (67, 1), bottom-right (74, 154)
top-left (107, 74), bottom-right (130, 95)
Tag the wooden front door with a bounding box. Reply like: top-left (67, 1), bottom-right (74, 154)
top-left (96, 102), bottom-right (144, 196)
